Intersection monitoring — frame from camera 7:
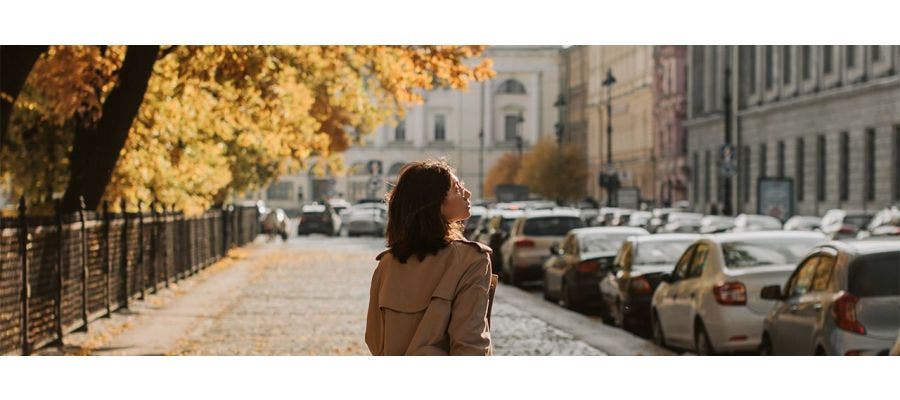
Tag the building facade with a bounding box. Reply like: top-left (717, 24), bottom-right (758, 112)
top-left (561, 46), bottom-right (657, 204)
top-left (652, 45), bottom-right (689, 206)
top-left (685, 45), bottom-right (900, 217)
top-left (252, 46), bottom-right (562, 209)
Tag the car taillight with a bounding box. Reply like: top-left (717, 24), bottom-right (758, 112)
top-left (832, 291), bottom-right (866, 335)
top-left (514, 239), bottom-right (535, 249)
top-left (713, 281), bottom-right (747, 305)
top-left (629, 276), bottom-right (653, 295)
top-left (575, 260), bottom-right (600, 273)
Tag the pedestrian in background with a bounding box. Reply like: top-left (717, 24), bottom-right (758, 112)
top-left (366, 159), bottom-right (497, 356)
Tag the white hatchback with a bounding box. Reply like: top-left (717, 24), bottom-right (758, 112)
top-left (650, 231), bottom-right (827, 354)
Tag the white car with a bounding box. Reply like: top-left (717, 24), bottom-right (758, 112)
top-left (650, 231), bottom-right (827, 354)
top-left (500, 209), bottom-right (586, 286)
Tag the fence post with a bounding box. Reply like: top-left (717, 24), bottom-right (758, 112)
top-left (18, 197), bottom-right (31, 355)
top-left (77, 196), bottom-right (88, 333)
top-left (170, 204), bottom-right (180, 283)
top-left (222, 206), bottom-right (229, 254)
top-left (119, 198), bottom-right (129, 310)
top-left (161, 204), bottom-right (169, 289)
top-left (137, 202), bottom-right (145, 300)
top-left (53, 199), bottom-right (64, 347)
top-left (102, 201), bottom-right (111, 318)
top-left (150, 201), bottom-right (159, 293)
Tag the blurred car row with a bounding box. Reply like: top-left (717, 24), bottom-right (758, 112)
top-left (466, 201), bottom-right (900, 356)
top-left (254, 198), bottom-right (389, 240)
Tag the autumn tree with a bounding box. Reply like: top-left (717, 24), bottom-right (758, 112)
top-left (483, 152), bottom-right (523, 199)
top-left (516, 137), bottom-right (589, 203)
top-left (0, 45), bottom-right (494, 214)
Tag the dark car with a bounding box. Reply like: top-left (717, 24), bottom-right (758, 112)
top-left (297, 204), bottom-right (340, 236)
top-left (597, 234), bottom-right (699, 335)
top-left (463, 206), bottom-right (487, 239)
top-left (820, 209), bottom-right (875, 240)
top-left (543, 227), bottom-right (649, 312)
top-left (473, 210), bottom-right (524, 277)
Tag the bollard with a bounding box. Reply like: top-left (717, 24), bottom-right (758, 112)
top-left (19, 197), bottom-right (31, 355)
top-left (77, 196), bottom-right (88, 332)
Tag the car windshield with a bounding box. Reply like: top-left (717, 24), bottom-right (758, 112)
top-left (633, 240), bottom-right (695, 265)
top-left (522, 216), bottom-right (584, 236)
top-left (848, 251), bottom-right (900, 297)
top-left (580, 233), bottom-right (634, 253)
top-left (721, 237), bottom-right (824, 268)
top-left (302, 211), bottom-right (325, 218)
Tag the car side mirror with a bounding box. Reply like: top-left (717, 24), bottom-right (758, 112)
top-left (760, 285), bottom-right (784, 300)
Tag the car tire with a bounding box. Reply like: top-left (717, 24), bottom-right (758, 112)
top-left (694, 321), bottom-right (716, 356)
top-left (652, 312), bottom-right (667, 348)
top-left (758, 333), bottom-right (773, 356)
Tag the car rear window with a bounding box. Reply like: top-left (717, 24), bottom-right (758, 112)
top-left (634, 240), bottom-right (695, 265)
top-left (522, 216), bottom-right (584, 236)
top-left (721, 237), bottom-right (825, 268)
top-left (848, 251), bottom-right (900, 297)
top-left (580, 233), bottom-right (633, 253)
top-left (844, 215), bottom-right (873, 229)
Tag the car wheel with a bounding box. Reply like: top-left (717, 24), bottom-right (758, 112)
top-left (651, 312), bottom-right (667, 348)
top-left (758, 333), bottom-right (773, 356)
top-left (694, 321), bottom-right (716, 356)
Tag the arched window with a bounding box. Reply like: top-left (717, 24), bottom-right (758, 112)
top-left (388, 162), bottom-right (406, 176)
top-left (497, 79), bottom-right (526, 94)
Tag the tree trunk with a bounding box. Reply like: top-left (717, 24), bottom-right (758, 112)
top-left (60, 45), bottom-right (159, 213)
top-left (0, 45), bottom-right (48, 148)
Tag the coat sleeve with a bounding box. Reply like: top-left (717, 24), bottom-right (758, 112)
top-left (447, 254), bottom-right (493, 356)
top-left (365, 266), bottom-right (383, 355)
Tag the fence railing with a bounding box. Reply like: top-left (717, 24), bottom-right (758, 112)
top-left (0, 198), bottom-right (260, 355)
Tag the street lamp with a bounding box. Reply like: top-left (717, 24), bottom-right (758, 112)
top-left (515, 113), bottom-right (524, 157)
top-left (600, 68), bottom-right (618, 206)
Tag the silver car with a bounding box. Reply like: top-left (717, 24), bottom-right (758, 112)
top-left (759, 240), bottom-right (900, 355)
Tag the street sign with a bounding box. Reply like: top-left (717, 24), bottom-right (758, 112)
top-left (616, 187), bottom-right (640, 210)
top-left (757, 177), bottom-right (794, 221)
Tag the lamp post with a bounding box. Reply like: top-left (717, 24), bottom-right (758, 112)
top-left (601, 68), bottom-right (618, 206)
top-left (515, 113), bottom-right (524, 157)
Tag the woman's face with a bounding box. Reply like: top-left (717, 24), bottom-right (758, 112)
top-left (441, 172), bottom-right (471, 223)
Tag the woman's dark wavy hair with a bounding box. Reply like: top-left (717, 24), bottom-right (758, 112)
top-left (385, 159), bottom-right (464, 263)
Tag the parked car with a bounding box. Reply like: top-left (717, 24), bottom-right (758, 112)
top-left (297, 204), bottom-right (341, 236)
top-left (500, 209), bottom-right (586, 286)
top-left (577, 204), bottom-right (600, 226)
top-left (657, 212), bottom-right (703, 233)
top-left (759, 239), bottom-right (900, 355)
top-left (647, 208), bottom-right (682, 233)
top-left (857, 207), bottom-right (900, 239)
top-left (593, 207), bottom-right (630, 227)
top-left (699, 215), bottom-right (735, 234)
top-left (598, 233), bottom-right (699, 334)
top-left (328, 198), bottom-right (352, 218)
top-left (891, 330), bottom-right (900, 356)
top-left (783, 215), bottom-right (822, 232)
top-left (610, 209), bottom-right (635, 226)
top-left (261, 208), bottom-right (289, 241)
top-left (473, 209), bottom-right (525, 276)
top-left (344, 207), bottom-right (386, 237)
top-left (463, 206), bottom-right (488, 238)
top-left (650, 231), bottom-right (827, 355)
top-left (543, 227), bottom-right (649, 311)
top-left (820, 209), bottom-right (875, 240)
top-left (627, 211), bottom-right (652, 229)
top-left (731, 214), bottom-right (784, 232)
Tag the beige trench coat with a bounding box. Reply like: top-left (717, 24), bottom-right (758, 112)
top-left (365, 239), bottom-right (498, 356)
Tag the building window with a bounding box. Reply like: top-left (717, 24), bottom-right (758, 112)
top-left (817, 135), bottom-right (826, 201)
top-left (765, 46), bottom-right (774, 90)
top-left (691, 47), bottom-right (705, 116)
top-left (692, 152), bottom-right (700, 204)
top-left (782, 46), bottom-right (792, 85)
top-left (739, 46), bottom-right (757, 97)
top-left (704, 150), bottom-right (711, 203)
top-left (870, 45), bottom-right (882, 62)
top-left (497, 79), bottom-right (526, 94)
top-left (504, 114), bottom-right (522, 141)
top-left (823, 46), bottom-right (834, 74)
top-left (759, 143), bottom-right (768, 178)
top-left (266, 181), bottom-right (293, 201)
top-left (394, 120), bottom-right (406, 141)
top-left (742, 145), bottom-right (751, 203)
top-left (777, 140), bottom-right (785, 177)
top-left (839, 132), bottom-right (849, 201)
top-left (796, 138), bottom-right (805, 201)
top-left (865, 128), bottom-right (876, 201)
top-left (434, 114), bottom-right (446, 141)
top-left (846, 46), bottom-right (856, 68)
top-left (801, 46), bottom-right (812, 80)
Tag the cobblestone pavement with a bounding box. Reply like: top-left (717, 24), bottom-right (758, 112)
top-left (55, 235), bottom-right (665, 356)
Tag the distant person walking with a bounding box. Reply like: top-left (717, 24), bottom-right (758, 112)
top-left (365, 159), bottom-right (497, 355)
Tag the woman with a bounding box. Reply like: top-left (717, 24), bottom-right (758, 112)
top-left (365, 159), bottom-right (498, 356)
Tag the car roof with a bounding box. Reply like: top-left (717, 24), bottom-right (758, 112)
top-left (630, 233), bottom-right (702, 243)
top-left (301, 205), bottom-right (326, 212)
top-left (704, 230), bottom-right (826, 243)
top-left (824, 239), bottom-right (900, 255)
top-left (517, 209), bottom-right (582, 219)
top-left (570, 226), bottom-right (650, 236)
